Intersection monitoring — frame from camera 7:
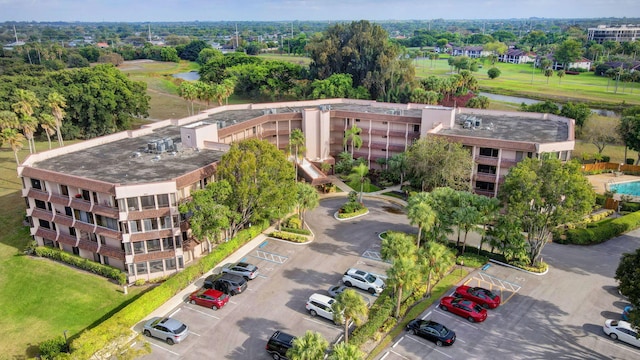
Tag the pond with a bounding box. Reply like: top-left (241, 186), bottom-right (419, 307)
top-left (173, 71), bottom-right (200, 81)
top-left (479, 92), bottom-right (618, 117)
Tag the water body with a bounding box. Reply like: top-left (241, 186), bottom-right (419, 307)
top-left (479, 92), bottom-right (618, 117)
top-left (173, 71), bottom-right (200, 81)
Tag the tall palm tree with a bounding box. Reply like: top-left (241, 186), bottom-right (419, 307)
top-left (328, 342), bottom-right (364, 360)
top-left (221, 78), bottom-right (235, 105)
top-left (178, 82), bottom-right (197, 115)
top-left (388, 152), bottom-right (408, 185)
top-left (289, 128), bottom-right (305, 177)
top-left (1, 128), bottom-right (26, 165)
top-left (332, 289), bottom-right (368, 344)
top-left (387, 255), bottom-right (421, 318)
top-left (407, 192), bottom-right (436, 248)
top-left (381, 232), bottom-right (415, 262)
top-left (47, 92), bottom-right (66, 147)
top-left (12, 89), bottom-right (40, 154)
top-left (296, 182), bottom-right (319, 227)
top-left (343, 124), bottom-right (362, 158)
top-left (40, 113), bottom-right (57, 149)
top-left (417, 241), bottom-right (455, 297)
top-left (346, 163), bottom-right (369, 202)
top-left (287, 330), bottom-right (328, 360)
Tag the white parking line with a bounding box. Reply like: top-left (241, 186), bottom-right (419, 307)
top-left (168, 308), bottom-right (181, 317)
top-left (389, 349), bottom-right (411, 359)
top-left (229, 300), bottom-right (238, 305)
top-left (421, 311), bottom-right (432, 320)
top-left (183, 305), bottom-right (220, 319)
top-left (302, 317), bottom-right (340, 329)
top-left (189, 331), bottom-right (201, 337)
top-left (257, 274), bottom-right (268, 279)
top-left (380, 351), bottom-right (390, 360)
top-left (598, 335), bottom-right (640, 356)
top-left (148, 342), bottom-right (180, 356)
top-left (434, 309), bottom-right (479, 330)
top-left (393, 336), bottom-right (404, 348)
top-left (405, 335), bottom-right (452, 358)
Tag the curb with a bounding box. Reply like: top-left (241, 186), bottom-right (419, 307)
top-left (488, 259), bottom-right (549, 276)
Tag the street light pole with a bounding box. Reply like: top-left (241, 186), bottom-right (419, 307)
top-left (63, 330), bottom-right (69, 352)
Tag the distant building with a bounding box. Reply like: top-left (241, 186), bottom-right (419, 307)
top-left (537, 54), bottom-right (592, 71)
top-left (451, 45), bottom-right (491, 58)
top-left (499, 49), bottom-right (536, 64)
top-left (588, 25), bottom-right (640, 44)
top-left (19, 99), bottom-right (574, 283)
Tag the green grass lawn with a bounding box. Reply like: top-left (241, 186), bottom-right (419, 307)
top-left (0, 142), bottom-right (145, 358)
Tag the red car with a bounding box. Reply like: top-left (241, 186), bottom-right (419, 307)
top-left (455, 285), bottom-right (501, 309)
top-left (189, 288), bottom-right (229, 310)
top-left (439, 296), bottom-right (488, 323)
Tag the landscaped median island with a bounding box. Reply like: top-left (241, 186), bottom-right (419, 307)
top-left (335, 191), bottom-right (369, 219)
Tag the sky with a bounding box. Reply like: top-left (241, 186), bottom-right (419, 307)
top-left (1, 0), bottom-right (639, 22)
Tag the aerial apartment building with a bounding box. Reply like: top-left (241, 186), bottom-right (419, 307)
top-left (588, 25), bottom-right (640, 44)
top-left (19, 99), bottom-right (574, 282)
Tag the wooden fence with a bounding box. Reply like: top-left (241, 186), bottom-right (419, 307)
top-left (582, 162), bottom-right (640, 173)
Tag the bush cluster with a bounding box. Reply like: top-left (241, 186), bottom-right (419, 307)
top-left (279, 227), bottom-right (311, 235)
top-left (39, 336), bottom-right (68, 360)
top-left (269, 231), bottom-right (307, 242)
top-left (339, 201), bottom-right (365, 214)
top-left (34, 247), bottom-right (127, 285)
top-left (284, 216), bottom-right (302, 229)
top-left (65, 220), bottom-right (269, 359)
top-left (337, 207), bottom-right (368, 219)
top-left (558, 212), bottom-right (640, 245)
top-left (350, 291), bottom-right (395, 346)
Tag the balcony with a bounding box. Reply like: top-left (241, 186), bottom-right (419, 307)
top-left (92, 203), bottom-right (119, 218)
top-left (475, 172), bottom-right (497, 182)
top-left (95, 226), bottom-right (123, 240)
top-left (69, 197), bottom-right (92, 212)
top-left (133, 249), bottom-right (176, 262)
top-left (475, 156), bottom-right (499, 166)
top-left (98, 244), bottom-right (125, 260)
top-left (474, 189), bottom-right (496, 197)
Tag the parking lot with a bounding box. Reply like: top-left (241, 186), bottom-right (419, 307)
top-left (377, 234), bottom-right (640, 360)
top-left (138, 197), bottom-right (409, 359)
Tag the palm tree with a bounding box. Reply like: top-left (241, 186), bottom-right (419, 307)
top-left (407, 192), bottom-right (436, 248)
top-left (289, 128), bottom-right (305, 177)
top-left (476, 196), bottom-right (501, 255)
top-left (417, 241), bottom-right (455, 297)
top-left (328, 342), bottom-right (364, 360)
top-left (296, 182), bottom-right (319, 227)
top-left (343, 124), bottom-right (362, 158)
top-left (0, 110), bottom-right (19, 130)
top-left (12, 89), bottom-right (40, 154)
top-left (221, 78), bottom-right (235, 105)
top-left (388, 152), bottom-right (408, 185)
top-left (178, 82), bottom-right (197, 115)
top-left (332, 289), bottom-right (368, 344)
top-left (387, 255), bottom-right (421, 318)
top-left (454, 205), bottom-right (482, 255)
top-left (47, 91), bottom-right (66, 147)
top-left (40, 113), bottom-right (57, 149)
top-left (1, 128), bottom-right (26, 165)
top-left (287, 330), bottom-right (328, 360)
top-left (381, 232), bottom-right (415, 262)
top-left (346, 163), bottom-right (369, 203)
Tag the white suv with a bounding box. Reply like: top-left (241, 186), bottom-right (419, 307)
top-left (306, 293), bottom-right (342, 324)
top-left (342, 268), bottom-right (385, 294)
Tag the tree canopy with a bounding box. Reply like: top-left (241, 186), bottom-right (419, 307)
top-left (615, 248), bottom-right (640, 329)
top-left (406, 136), bottom-right (473, 192)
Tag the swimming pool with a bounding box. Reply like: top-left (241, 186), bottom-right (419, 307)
top-left (609, 180), bottom-right (640, 197)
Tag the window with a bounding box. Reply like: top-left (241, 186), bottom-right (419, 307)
top-left (44, 239), bottom-right (55, 247)
top-left (94, 253), bottom-right (101, 262)
top-left (92, 192), bottom-right (98, 203)
top-left (74, 210), bottom-right (94, 224)
top-left (65, 207), bottom-right (72, 217)
top-left (39, 219), bottom-right (51, 229)
top-left (413, 124), bottom-right (420, 133)
top-left (479, 147), bottom-right (499, 157)
top-left (124, 243), bottom-right (132, 255)
top-left (170, 194), bottom-right (176, 207)
top-left (165, 258), bottom-right (176, 270)
top-left (132, 242), bottom-right (145, 254)
top-left (147, 239), bottom-right (161, 252)
top-left (82, 190), bottom-right (90, 201)
top-left (127, 197), bottom-right (140, 211)
top-left (175, 236), bottom-right (182, 248)
top-left (475, 181), bottom-right (495, 191)
top-left (162, 237), bottom-right (175, 250)
top-left (136, 262), bottom-right (147, 275)
top-left (157, 194), bottom-right (170, 208)
top-left (69, 227), bottom-right (76, 236)
top-left (103, 256), bottom-right (109, 266)
top-left (140, 195), bottom-right (156, 210)
top-left (31, 178), bottom-right (43, 190)
top-left (61, 185), bottom-right (69, 196)
top-left (129, 220), bottom-right (142, 233)
top-left (72, 246), bottom-right (79, 255)
top-left (149, 260), bottom-right (164, 273)
top-left (160, 216), bottom-right (172, 229)
top-left (178, 256), bottom-right (184, 268)
top-left (477, 164), bottom-right (497, 174)
top-left (99, 235), bottom-right (106, 245)
top-left (143, 218), bottom-right (158, 231)
top-left (35, 199), bottom-right (47, 209)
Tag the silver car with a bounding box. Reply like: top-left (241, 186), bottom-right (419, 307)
top-left (143, 317), bottom-right (189, 345)
top-left (221, 261), bottom-right (259, 280)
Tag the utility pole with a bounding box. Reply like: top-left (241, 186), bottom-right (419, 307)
top-left (235, 24), bottom-right (239, 50)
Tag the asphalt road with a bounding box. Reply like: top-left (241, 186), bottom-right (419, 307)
top-left (139, 197), bottom-right (411, 359)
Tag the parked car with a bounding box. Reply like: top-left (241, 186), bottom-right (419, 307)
top-left (306, 293), bottom-right (343, 324)
top-left (221, 261), bottom-right (259, 280)
top-left (204, 273), bottom-right (247, 296)
top-left (454, 285), bottom-right (501, 309)
top-left (266, 330), bottom-right (296, 359)
top-left (342, 268), bottom-right (385, 294)
top-left (622, 305), bottom-right (634, 321)
top-left (439, 296), bottom-right (488, 323)
top-left (189, 288), bottom-right (229, 310)
top-left (603, 319), bottom-right (640, 348)
top-left (143, 317), bottom-right (189, 345)
top-left (327, 285), bottom-right (372, 307)
top-left (406, 319), bottom-right (456, 346)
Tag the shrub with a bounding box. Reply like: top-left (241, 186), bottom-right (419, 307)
top-left (340, 201), bottom-right (364, 214)
top-left (269, 231), bottom-right (307, 242)
top-left (280, 227), bottom-right (311, 235)
top-left (285, 216), bottom-right (302, 229)
top-left (559, 211), bottom-right (640, 245)
top-left (487, 67), bottom-right (501, 79)
top-left (337, 207), bottom-right (368, 219)
top-left (39, 336), bottom-right (68, 359)
top-left (34, 247), bottom-right (127, 285)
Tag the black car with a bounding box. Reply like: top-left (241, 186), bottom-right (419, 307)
top-left (203, 273), bottom-right (247, 296)
top-left (266, 330), bottom-right (296, 360)
top-left (406, 319), bottom-right (456, 346)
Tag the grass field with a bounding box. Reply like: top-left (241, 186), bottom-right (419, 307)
top-left (0, 142), bottom-right (146, 358)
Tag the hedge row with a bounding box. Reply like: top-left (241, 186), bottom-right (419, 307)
top-left (34, 247), bottom-right (127, 285)
top-left (269, 231), bottom-right (307, 242)
top-left (67, 220), bottom-right (269, 359)
top-left (279, 227), bottom-right (311, 235)
top-left (558, 212), bottom-right (640, 245)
